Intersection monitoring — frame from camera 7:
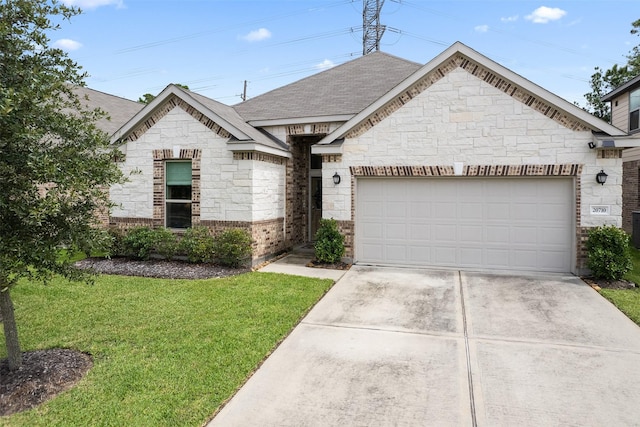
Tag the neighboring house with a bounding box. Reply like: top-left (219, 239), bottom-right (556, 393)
top-left (601, 75), bottom-right (640, 235)
top-left (108, 42), bottom-right (628, 274)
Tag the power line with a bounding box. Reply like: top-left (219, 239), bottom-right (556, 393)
top-left (115, 0), bottom-right (353, 54)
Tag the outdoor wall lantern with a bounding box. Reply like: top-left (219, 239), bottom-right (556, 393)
top-left (333, 172), bottom-right (341, 185)
top-left (596, 170), bottom-right (608, 185)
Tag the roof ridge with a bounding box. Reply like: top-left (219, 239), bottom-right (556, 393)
top-left (233, 51), bottom-right (420, 109)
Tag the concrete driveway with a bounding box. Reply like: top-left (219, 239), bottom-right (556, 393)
top-left (209, 266), bottom-right (640, 426)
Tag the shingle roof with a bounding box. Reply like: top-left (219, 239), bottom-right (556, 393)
top-left (73, 86), bottom-right (144, 135)
top-left (186, 88), bottom-right (288, 150)
top-left (233, 51), bottom-right (422, 122)
top-left (602, 74), bottom-right (640, 102)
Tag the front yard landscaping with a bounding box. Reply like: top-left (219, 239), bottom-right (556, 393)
top-left (0, 271), bottom-right (333, 426)
top-left (598, 247), bottom-right (640, 326)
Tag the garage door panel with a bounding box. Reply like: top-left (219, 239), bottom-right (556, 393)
top-left (408, 224), bottom-right (431, 240)
top-left (385, 246), bottom-right (407, 263)
top-left (356, 178), bottom-right (573, 273)
top-left (386, 223), bottom-right (407, 239)
top-left (433, 225), bottom-right (457, 241)
top-left (433, 202), bottom-right (456, 218)
top-left (434, 247), bottom-right (457, 264)
top-left (360, 222), bottom-right (383, 239)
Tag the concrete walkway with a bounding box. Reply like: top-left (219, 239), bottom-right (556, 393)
top-left (257, 253), bottom-right (347, 281)
top-left (209, 266), bottom-right (640, 426)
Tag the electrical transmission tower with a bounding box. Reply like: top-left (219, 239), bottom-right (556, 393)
top-left (362, 0), bottom-right (385, 55)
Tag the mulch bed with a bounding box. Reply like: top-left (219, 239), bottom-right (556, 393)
top-left (306, 260), bottom-right (352, 270)
top-left (74, 257), bottom-right (250, 279)
top-left (582, 277), bottom-right (637, 290)
top-left (0, 349), bottom-right (92, 416)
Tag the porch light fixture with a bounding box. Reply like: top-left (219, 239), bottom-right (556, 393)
top-left (596, 170), bottom-right (608, 185)
top-left (332, 172), bottom-right (341, 185)
top-left (588, 141), bottom-right (596, 149)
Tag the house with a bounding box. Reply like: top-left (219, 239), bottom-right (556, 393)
top-left (601, 75), bottom-right (640, 235)
top-left (108, 42), bottom-right (628, 274)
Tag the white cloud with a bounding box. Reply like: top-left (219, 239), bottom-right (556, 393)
top-left (501, 15), bottom-right (518, 23)
top-left (53, 38), bottom-right (83, 51)
top-left (241, 28), bottom-right (272, 42)
top-left (315, 59), bottom-right (335, 70)
top-left (474, 25), bottom-right (489, 33)
top-left (525, 6), bottom-right (566, 24)
top-left (61, 0), bottom-right (124, 9)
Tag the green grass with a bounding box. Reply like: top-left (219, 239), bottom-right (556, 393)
top-left (1, 272), bottom-right (333, 426)
top-left (599, 246), bottom-right (640, 326)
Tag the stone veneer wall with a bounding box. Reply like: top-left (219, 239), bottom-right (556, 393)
top-left (622, 160), bottom-right (640, 234)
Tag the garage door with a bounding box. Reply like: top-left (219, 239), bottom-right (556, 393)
top-left (355, 177), bottom-right (573, 273)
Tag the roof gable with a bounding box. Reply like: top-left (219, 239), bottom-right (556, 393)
top-left (602, 74), bottom-right (640, 101)
top-left (319, 42), bottom-right (625, 144)
top-left (112, 85), bottom-right (288, 153)
top-left (233, 52), bottom-right (421, 123)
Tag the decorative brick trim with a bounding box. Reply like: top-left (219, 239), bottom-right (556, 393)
top-left (597, 149), bottom-right (623, 159)
top-left (322, 154), bottom-right (342, 163)
top-left (287, 123), bottom-right (330, 135)
top-left (233, 151), bottom-right (285, 165)
top-left (109, 217), bottom-right (155, 227)
top-left (346, 54), bottom-right (592, 139)
top-left (123, 95), bottom-right (231, 143)
top-left (153, 149), bottom-right (202, 227)
top-left (350, 164), bottom-right (583, 177)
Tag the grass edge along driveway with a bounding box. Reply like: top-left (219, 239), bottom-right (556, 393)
top-left (0, 272), bottom-right (333, 427)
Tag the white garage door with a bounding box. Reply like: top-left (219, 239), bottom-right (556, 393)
top-left (355, 177), bottom-right (573, 273)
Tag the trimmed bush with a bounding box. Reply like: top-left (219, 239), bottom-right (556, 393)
top-left (122, 226), bottom-right (158, 260)
top-left (107, 227), bottom-right (127, 257)
top-left (586, 225), bottom-right (633, 280)
top-left (153, 227), bottom-right (179, 260)
top-left (214, 229), bottom-right (252, 267)
top-left (314, 218), bottom-right (345, 264)
top-left (179, 226), bottom-right (215, 263)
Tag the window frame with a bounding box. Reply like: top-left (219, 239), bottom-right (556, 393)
top-left (630, 88), bottom-right (640, 133)
top-left (165, 160), bottom-right (193, 229)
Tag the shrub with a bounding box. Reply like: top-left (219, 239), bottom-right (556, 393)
top-left (214, 229), bottom-right (252, 267)
top-left (153, 227), bottom-right (179, 260)
top-left (586, 225), bottom-right (633, 280)
top-left (179, 226), bottom-right (215, 263)
top-left (121, 227), bottom-right (159, 260)
top-left (107, 227), bottom-right (127, 257)
top-left (314, 218), bottom-right (345, 264)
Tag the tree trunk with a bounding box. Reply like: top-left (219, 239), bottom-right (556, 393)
top-left (0, 285), bottom-right (22, 371)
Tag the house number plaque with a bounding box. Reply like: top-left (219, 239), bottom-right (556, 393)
top-left (590, 205), bottom-right (610, 215)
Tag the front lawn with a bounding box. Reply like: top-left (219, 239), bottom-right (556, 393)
top-left (599, 247), bottom-right (640, 326)
top-left (0, 272), bottom-right (333, 426)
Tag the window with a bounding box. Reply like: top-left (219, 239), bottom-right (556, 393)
top-left (166, 161), bottom-right (192, 228)
top-left (631, 88), bottom-right (640, 132)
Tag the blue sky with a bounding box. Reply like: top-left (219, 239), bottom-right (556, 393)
top-left (52, 0), bottom-right (638, 107)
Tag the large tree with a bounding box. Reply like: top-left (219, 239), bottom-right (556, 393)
top-left (0, 0), bottom-right (124, 371)
top-left (582, 19), bottom-right (640, 122)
